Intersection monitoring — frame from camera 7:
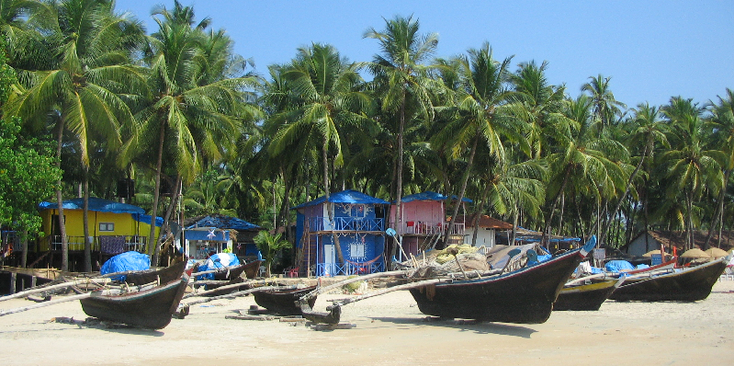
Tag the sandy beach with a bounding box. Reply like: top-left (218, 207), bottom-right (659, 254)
top-left (1, 279), bottom-right (733, 366)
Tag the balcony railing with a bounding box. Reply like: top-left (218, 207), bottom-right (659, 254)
top-left (307, 216), bottom-right (384, 232)
top-left (315, 261), bottom-right (385, 277)
top-left (401, 221), bottom-right (465, 236)
top-left (50, 235), bottom-right (146, 253)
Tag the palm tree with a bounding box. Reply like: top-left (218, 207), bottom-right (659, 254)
top-left (544, 95), bottom-right (630, 244)
top-left (704, 89), bottom-right (734, 247)
top-left (600, 103), bottom-right (668, 245)
top-left (581, 74), bottom-right (626, 137)
top-left (660, 97), bottom-right (724, 249)
top-left (7, 0), bottom-right (146, 271)
top-left (431, 43), bottom-right (524, 243)
top-left (364, 15), bottom-right (438, 234)
top-left (125, 1), bottom-right (257, 265)
top-left (269, 43), bottom-right (370, 265)
top-left (507, 60), bottom-right (571, 160)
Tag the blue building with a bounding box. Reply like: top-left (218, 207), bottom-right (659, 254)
top-left (294, 190), bottom-right (390, 277)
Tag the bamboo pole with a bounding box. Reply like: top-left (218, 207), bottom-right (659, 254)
top-left (299, 270), bottom-right (411, 301)
top-left (0, 278), bottom-right (111, 303)
top-left (332, 278), bottom-right (441, 307)
top-left (183, 279), bottom-right (275, 299)
top-left (182, 285), bottom-right (281, 306)
top-left (0, 293), bottom-right (91, 317)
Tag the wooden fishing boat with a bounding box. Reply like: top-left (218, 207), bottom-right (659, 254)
top-left (242, 260), bottom-right (262, 279)
top-left (253, 285), bottom-right (318, 315)
top-left (609, 257), bottom-right (729, 302)
top-left (124, 260), bottom-right (187, 286)
top-left (407, 238), bottom-right (596, 324)
top-left (554, 276), bottom-right (624, 311)
top-left (79, 275), bottom-right (189, 329)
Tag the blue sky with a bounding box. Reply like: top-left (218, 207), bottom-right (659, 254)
top-left (115, 0), bottom-right (733, 109)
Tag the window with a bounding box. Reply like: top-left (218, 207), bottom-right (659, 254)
top-left (350, 242), bottom-right (366, 259)
top-left (99, 222), bottom-right (115, 232)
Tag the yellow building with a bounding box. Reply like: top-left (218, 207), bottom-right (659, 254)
top-left (33, 197), bottom-right (161, 270)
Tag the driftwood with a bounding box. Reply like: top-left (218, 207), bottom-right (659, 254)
top-left (226, 315), bottom-right (275, 321)
top-left (0, 293), bottom-right (92, 317)
top-left (0, 278), bottom-right (111, 303)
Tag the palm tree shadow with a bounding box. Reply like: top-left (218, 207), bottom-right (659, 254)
top-left (368, 316), bottom-right (536, 338)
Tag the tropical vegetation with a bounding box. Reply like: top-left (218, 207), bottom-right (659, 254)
top-left (1, 2), bottom-right (732, 270)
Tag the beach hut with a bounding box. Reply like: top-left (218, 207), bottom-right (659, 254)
top-left (294, 190), bottom-right (390, 277)
top-left (33, 197), bottom-right (162, 271)
top-left (460, 214), bottom-right (514, 248)
top-left (388, 191), bottom-right (472, 258)
top-left (182, 214), bottom-right (263, 261)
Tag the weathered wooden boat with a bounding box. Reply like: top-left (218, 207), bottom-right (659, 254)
top-left (253, 285), bottom-right (318, 315)
top-left (124, 260), bottom-right (187, 286)
top-left (609, 257), bottom-right (729, 302)
top-left (554, 276), bottom-right (625, 311)
top-left (242, 260), bottom-right (262, 279)
top-left (79, 275), bottom-right (189, 329)
top-left (407, 237), bottom-right (596, 324)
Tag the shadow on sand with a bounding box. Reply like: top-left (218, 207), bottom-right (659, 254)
top-left (368, 316), bottom-right (536, 338)
top-left (44, 316), bottom-right (166, 336)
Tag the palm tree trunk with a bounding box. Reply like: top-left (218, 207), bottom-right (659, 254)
top-left (20, 231), bottom-right (28, 268)
top-left (446, 136), bottom-right (479, 245)
top-left (471, 181), bottom-right (494, 246)
top-left (395, 94), bottom-right (406, 239)
top-left (543, 165), bottom-right (572, 246)
top-left (82, 171), bottom-right (92, 272)
top-left (601, 146), bottom-right (648, 246)
top-left (154, 174), bottom-right (181, 266)
top-left (148, 123), bottom-right (165, 259)
top-left (55, 119), bottom-right (68, 272)
top-left (704, 169), bottom-right (730, 248)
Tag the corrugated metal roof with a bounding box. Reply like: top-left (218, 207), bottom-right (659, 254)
top-left (37, 197), bottom-right (145, 214)
top-left (185, 214), bottom-right (261, 231)
top-left (293, 190), bottom-right (389, 209)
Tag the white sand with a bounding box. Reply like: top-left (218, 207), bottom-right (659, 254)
top-left (1, 280), bottom-right (733, 366)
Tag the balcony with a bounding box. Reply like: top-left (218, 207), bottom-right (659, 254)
top-left (402, 221), bottom-right (465, 236)
top-left (50, 235), bottom-right (147, 253)
top-left (307, 216), bottom-right (384, 232)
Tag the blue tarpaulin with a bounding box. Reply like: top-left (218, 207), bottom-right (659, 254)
top-left (605, 260), bottom-right (635, 273)
top-left (100, 251), bottom-right (151, 281)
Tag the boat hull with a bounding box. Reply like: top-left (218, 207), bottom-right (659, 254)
top-left (609, 259), bottom-right (728, 302)
top-left (254, 285), bottom-right (317, 315)
top-left (408, 249), bottom-right (586, 324)
top-left (80, 276), bottom-right (188, 329)
top-left (125, 260), bottom-right (187, 286)
top-left (554, 277), bottom-right (623, 311)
